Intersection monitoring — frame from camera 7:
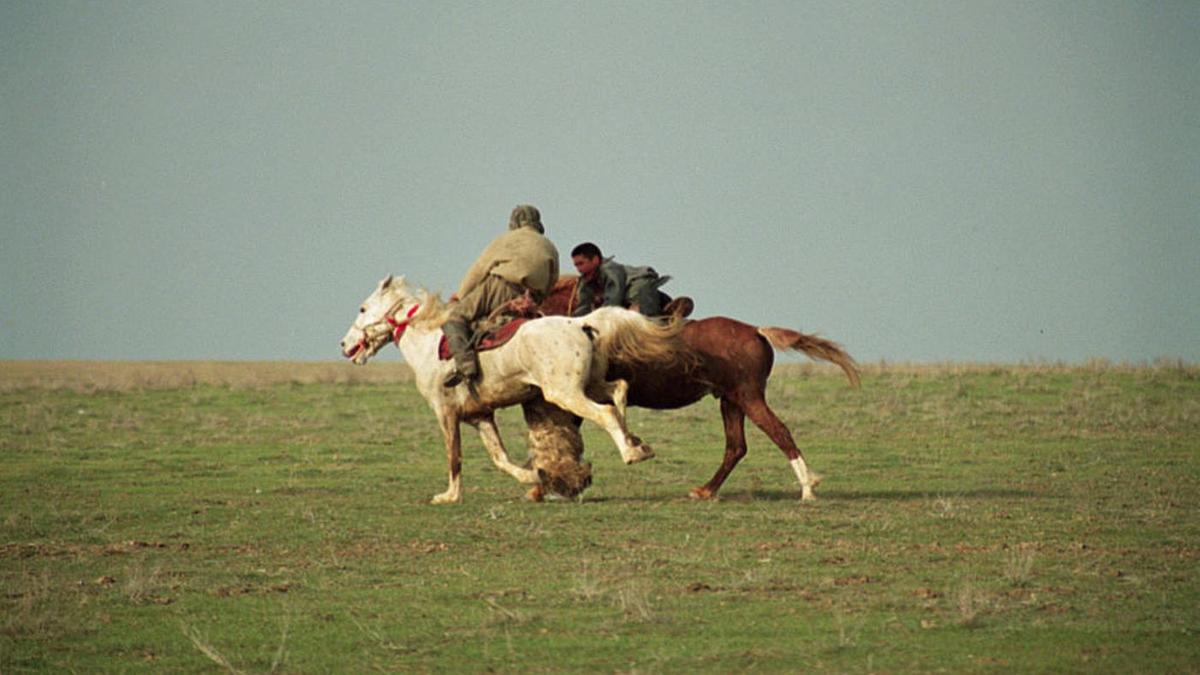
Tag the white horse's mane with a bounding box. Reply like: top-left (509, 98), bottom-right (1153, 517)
top-left (408, 288), bottom-right (452, 329)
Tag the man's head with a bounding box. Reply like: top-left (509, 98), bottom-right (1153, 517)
top-left (571, 242), bottom-right (603, 280)
top-left (508, 204), bottom-right (544, 233)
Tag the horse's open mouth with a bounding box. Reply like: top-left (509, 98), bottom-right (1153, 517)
top-left (344, 340), bottom-right (365, 362)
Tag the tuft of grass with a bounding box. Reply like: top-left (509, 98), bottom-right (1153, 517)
top-left (613, 580), bottom-right (653, 622)
top-left (832, 610), bottom-right (863, 650)
top-left (930, 494), bottom-right (961, 519)
top-left (956, 583), bottom-right (986, 628)
top-left (1004, 545), bottom-right (1037, 587)
top-left (181, 622), bottom-right (242, 674)
top-left (572, 562), bottom-right (604, 602)
top-left (122, 561), bottom-right (167, 605)
top-left (3, 569), bottom-right (56, 640)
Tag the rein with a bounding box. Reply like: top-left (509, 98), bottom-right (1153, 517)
top-left (566, 276), bottom-right (581, 316)
top-left (386, 303), bottom-right (422, 345)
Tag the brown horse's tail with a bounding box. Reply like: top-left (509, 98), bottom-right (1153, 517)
top-left (757, 327), bottom-right (861, 388)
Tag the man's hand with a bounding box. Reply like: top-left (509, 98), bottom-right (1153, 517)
top-left (508, 292), bottom-right (537, 316)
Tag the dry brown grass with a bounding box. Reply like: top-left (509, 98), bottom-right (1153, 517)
top-left (3, 359), bottom-right (1193, 393)
top-left (773, 357), bottom-right (1197, 379)
top-left (0, 361), bottom-right (414, 392)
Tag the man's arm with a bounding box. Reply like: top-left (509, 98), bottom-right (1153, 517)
top-left (456, 237), bottom-right (502, 298)
top-left (572, 279), bottom-right (595, 317)
top-left (601, 264), bottom-right (627, 307)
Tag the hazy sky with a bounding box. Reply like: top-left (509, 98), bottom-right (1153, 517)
top-left (2, 1), bottom-right (1197, 363)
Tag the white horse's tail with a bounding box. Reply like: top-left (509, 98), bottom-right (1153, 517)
top-left (581, 308), bottom-right (695, 370)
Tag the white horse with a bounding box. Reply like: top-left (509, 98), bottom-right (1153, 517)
top-left (340, 275), bottom-right (689, 504)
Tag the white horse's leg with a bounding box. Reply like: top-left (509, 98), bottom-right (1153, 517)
top-left (542, 382), bottom-right (652, 465)
top-left (474, 416), bottom-right (540, 484)
top-left (584, 377), bottom-right (630, 424)
top-left (591, 378), bottom-right (629, 419)
top-left (432, 410), bottom-right (463, 504)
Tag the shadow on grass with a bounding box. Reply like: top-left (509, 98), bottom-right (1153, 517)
top-left (719, 488), bottom-right (1039, 502)
top-left (518, 487), bottom-right (1039, 504)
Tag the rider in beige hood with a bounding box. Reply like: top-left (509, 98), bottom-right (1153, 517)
top-left (455, 205), bottom-right (559, 302)
top-left (442, 205), bottom-right (560, 387)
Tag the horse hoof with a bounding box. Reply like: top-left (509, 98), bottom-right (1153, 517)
top-left (623, 444), bottom-right (655, 465)
top-left (525, 485), bottom-right (544, 502)
top-left (430, 492), bottom-right (461, 505)
top-left (689, 487), bottom-right (716, 501)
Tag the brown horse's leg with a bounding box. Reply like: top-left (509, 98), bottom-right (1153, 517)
top-left (741, 394), bottom-right (822, 500)
top-left (690, 397), bottom-right (747, 500)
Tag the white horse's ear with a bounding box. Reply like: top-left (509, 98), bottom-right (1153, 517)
top-left (394, 275), bottom-right (406, 288)
top-left (381, 274), bottom-right (394, 289)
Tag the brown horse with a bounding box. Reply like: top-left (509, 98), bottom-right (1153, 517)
top-left (539, 276), bottom-right (860, 500)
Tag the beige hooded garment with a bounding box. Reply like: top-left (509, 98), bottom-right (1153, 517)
top-left (455, 220), bottom-right (559, 302)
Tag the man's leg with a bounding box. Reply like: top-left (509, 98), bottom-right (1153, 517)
top-left (442, 276), bottom-right (522, 387)
top-left (441, 314), bottom-right (477, 387)
top-left (627, 278), bottom-right (664, 317)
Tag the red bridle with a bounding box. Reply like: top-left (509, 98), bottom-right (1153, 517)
top-left (386, 304), bottom-right (421, 344)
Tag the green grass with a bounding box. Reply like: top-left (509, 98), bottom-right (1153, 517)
top-left (2, 364), bottom-right (1198, 672)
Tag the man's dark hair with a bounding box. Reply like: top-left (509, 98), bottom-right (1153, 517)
top-left (571, 242), bottom-right (602, 259)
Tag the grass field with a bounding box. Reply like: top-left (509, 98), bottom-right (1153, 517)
top-left (2, 360), bottom-right (1198, 672)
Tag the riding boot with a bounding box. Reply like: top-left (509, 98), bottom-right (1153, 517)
top-left (442, 319), bottom-right (480, 387)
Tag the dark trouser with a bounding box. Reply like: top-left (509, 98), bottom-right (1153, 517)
top-left (443, 275), bottom-right (524, 382)
top-left (441, 319), bottom-right (476, 380)
top-left (627, 277), bottom-right (669, 317)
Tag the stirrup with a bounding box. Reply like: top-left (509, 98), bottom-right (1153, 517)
top-left (443, 358), bottom-right (479, 388)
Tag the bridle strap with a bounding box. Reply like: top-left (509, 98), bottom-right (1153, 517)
top-left (386, 303), bottom-right (421, 344)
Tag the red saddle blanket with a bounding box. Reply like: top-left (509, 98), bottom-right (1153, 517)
top-left (438, 318), bottom-right (531, 361)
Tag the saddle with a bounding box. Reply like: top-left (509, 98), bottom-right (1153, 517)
top-left (438, 318), bottom-right (531, 361)
top-left (664, 296), bottom-right (694, 318)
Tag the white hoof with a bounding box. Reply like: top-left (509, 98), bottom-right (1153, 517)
top-left (622, 443), bottom-right (655, 465)
top-left (430, 491), bottom-right (461, 505)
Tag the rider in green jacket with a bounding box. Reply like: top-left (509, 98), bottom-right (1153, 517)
top-left (569, 242), bottom-right (671, 318)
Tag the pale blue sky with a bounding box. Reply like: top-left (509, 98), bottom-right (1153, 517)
top-left (2, 1), bottom-right (1197, 363)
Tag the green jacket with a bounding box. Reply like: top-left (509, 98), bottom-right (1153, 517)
top-left (572, 258), bottom-right (664, 316)
top-left (457, 226), bottom-right (560, 302)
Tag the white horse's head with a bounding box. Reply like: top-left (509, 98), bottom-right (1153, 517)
top-left (340, 274), bottom-right (414, 365)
